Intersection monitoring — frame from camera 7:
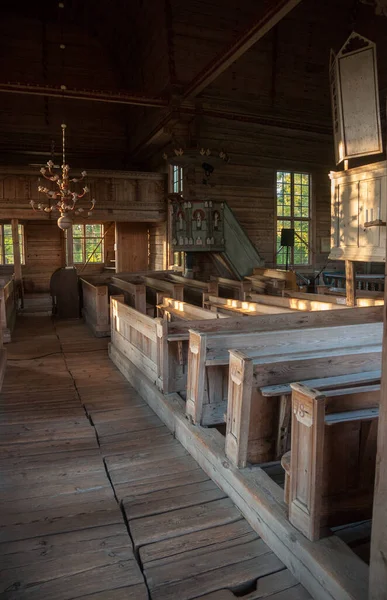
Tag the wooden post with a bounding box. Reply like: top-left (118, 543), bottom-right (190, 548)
top-left (345, 259), bottom-right (356, 307)
top-left (369, 254), bottom-right (387, 598)
top-left (11, 219), bottom-right (23, 308)
top-left (66, 225), bottom-right (74, 267)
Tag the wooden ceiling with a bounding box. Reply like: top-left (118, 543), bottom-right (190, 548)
top-left (0, 0), bottom-right (386, 169)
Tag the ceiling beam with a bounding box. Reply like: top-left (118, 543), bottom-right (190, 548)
top-left (183, 0), bottom-right (303, 99)
top-left (133, 0), bottom-right (303, 155)
top-left (0, 82), bottom-right (168, 108)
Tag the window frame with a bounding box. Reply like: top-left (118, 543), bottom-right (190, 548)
top-left (275, 171), bottom-right (312, 268)
top-left (71, 223), bottom-right (104, 265)
top-left (0, 223), bottom-right (25, 265)
top-left (172, 165), bottom-right (183, 195)
top-left (169, 164), bottom-right (185, 270)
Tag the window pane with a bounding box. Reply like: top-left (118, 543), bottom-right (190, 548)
top-left (294, 220), bottom-right (309, 265)
top-left (276, 170), bottom-right (310, 266)
top-left (73, 224), bottom-right (83, 238)
top-left (85, 224), bottom-right (102, 237)
top-left (85, 240), bottom-right (101, 263)
top-left (73, 239), bottom-right (84, 263)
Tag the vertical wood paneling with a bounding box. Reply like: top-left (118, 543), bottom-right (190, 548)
top-left (115, 222), bottom-right (149, 273)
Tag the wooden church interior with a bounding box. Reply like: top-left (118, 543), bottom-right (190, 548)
top-left (1, 0), bottom-right (387, 599)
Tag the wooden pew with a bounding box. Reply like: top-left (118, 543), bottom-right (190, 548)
top-left (110, 295), bottom-right (160, 385)
top-left (186, 308), bottom-right (383, 429)
top-left (288, 290), bottom-right (384, 307)
top-left (167, 274), bottom-right (218, 306)
top-left (261, 370), bottom-right (381, 460)
top-left (203, 294), bottom-right (295, 315)
top-left (111, 277), bottom-right (146, 313)
top-left (209, 276), bottom-right (251, 300)
top-left (248, 268), bottom-right (298, 292)
top-left (80, 275), bottom-right (147, 337)
top-left (223, 335), bottom-right (381, 466)
top-left (248, 292), bottom-right (347, 312)
top-left (288, 381), bottom-right (379, 541)
top-left (80, 277), bottom-right (110, 337)
top-left (111, 295), bottom-right (226, 396)
top-left (157, 297), bottom-right (227, 321)
top-left (140, 275), bottom-right (184, 304)
top-left (0, 277), bottom-right (17, 343)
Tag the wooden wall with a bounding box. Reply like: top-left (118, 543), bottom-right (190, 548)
top-left (22, 221), bottom-right (63, 293)
top-left (149, 222), bottom-right (167, 271)
top-left (115, 222), bottom-right (149, 272)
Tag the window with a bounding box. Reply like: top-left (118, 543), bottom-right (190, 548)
top-left (172, 165), bottom-right (183, 194)
top-left (170, 165), bottom-right (184, 269)
top-left (72, 224), bottom-right (104, 264)
top-left (276, 171), bottom-right (311, 266)
top-left (0, 224), bottom-right (25, 265)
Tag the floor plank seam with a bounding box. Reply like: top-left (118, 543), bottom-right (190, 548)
top-left (1, 316), bottom-right (312, 600)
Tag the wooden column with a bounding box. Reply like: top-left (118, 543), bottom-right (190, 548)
top-left (11, 219), bottom-right (23, 307)
top-left (66, 226), bottom-right (74, 267)
top-left (345, 260), bottom-right (356, 307)
top-left (369, 258), bottom-right (387, 598)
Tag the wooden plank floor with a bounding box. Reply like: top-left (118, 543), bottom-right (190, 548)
top-left (0, 316), bottom-right (312, 600)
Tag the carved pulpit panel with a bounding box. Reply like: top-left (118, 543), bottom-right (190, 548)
top-left (330, 32), bottom-right (382, 165)
top-left (170, 198), bottom-right (225, 252)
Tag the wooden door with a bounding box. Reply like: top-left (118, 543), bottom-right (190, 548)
top-left (115, 222), bottom-right (149, 273)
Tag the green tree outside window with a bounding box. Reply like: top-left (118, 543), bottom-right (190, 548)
top-left (276, 171), bottom-right (310, 266)
top-left (72, 224), bottom-right (104, 264)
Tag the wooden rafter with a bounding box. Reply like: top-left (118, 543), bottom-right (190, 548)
top-left (0, 82), bottom-right (168, 108)
top-left (132, 0), bottom-right (303, 155)
top-left (183, 0), bottom-right (303, 99)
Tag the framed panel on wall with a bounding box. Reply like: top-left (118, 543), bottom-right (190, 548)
top-left (330, 32), bottom-right (383, 165)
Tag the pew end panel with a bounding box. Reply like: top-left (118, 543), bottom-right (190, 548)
top-left (80, 278), bottom-right (110, 337)
top-left (289, 382), bottom-right (379, 542)
top-left (110, 295), bottom-right (160, 385)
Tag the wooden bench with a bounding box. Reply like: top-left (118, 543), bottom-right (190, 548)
top-left (209, 276), bottom-right (251, 300)
top-left (157, 297), bottom-right (227, 321)
top-left (140, 275), bottom-right (184, 306)
top-left (261, 370), bottom-right (381, 459)
top-left (248, 292), bottom-right (347, 312)
top-left (0, 277), bottom-right (17, 343)
top-left (224, 336), bottom-right (381, 467)
top-left (110, 295), bottom-right (227, 396)
top-left (167, 273), bottom-right (218, 306)
top-left (287, 290), bottom-right (384, 307)
top-left (247, 268), bottom-right (298, 293)
top-left (186, 306), bottom-right (383, 428)
top-left (288, 380), bottom-right (379, 541)
top-left (203, 294), bottom-right (295, 315)
top-left (110, 295), bottom-right (160, 385)
top-left (80, 275), bottom-right (147, 337)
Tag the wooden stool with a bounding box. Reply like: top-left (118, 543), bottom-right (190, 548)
top-left (281, 451), bottom-right (291, 505)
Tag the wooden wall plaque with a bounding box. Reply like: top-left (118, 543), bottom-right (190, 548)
top-left (330, 32), bottom-right (383, 165)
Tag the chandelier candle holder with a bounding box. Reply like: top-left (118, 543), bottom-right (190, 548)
top-left (30, 123), bottom-right (96, 230)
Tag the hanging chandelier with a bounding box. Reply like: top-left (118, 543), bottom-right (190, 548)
top-left (30, 123), bottom-right (96, 230)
